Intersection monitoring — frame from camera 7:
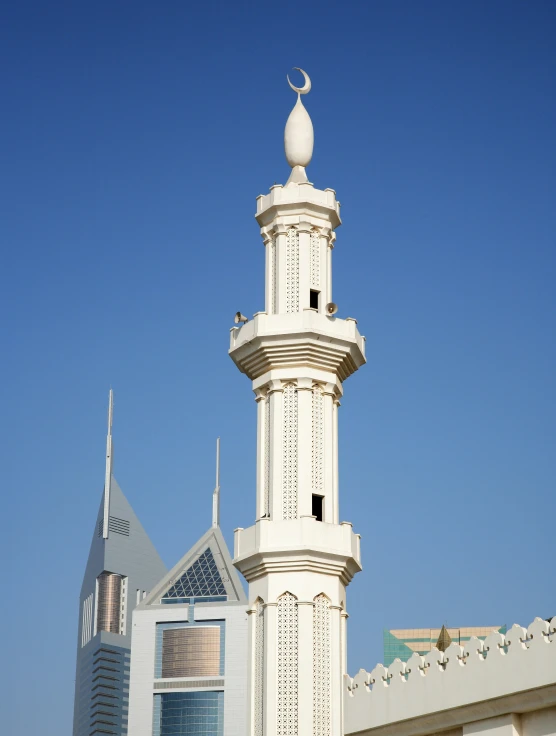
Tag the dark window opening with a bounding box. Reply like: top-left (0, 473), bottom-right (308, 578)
top-left (310, 290), bottom-right (320, 310)
top-left (312, 494), bottom-right (324, 522)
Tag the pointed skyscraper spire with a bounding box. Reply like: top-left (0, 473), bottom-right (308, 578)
top-left (73, 391), bottom-right (166, 736)
top-left (212, 437), bottom-right (221, 528)
top-left (102, 389), bottom-right (114, 539)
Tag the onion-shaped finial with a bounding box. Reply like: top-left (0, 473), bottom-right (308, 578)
top-left (284, 68), bottom-right (314, 176)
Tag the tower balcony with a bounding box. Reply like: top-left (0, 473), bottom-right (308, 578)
top-left (229, 311), bottom-right (366, 383)
top-left (255, 180), bottom-right (341, 230)
top-left (233, 517), bottom-right (362, 585)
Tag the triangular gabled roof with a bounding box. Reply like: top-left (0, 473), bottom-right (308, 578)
top-left (138, 526), bottom-right (246, 607)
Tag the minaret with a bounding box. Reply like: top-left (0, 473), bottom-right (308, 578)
top-left (231, 69), bottom-right (366, 736)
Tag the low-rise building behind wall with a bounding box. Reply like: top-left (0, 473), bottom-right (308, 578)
top-left (384, 625), bottom-right (507, 666)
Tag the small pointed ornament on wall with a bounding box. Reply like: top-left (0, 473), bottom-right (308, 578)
top-left (436, 625), bottom-right (453, 652)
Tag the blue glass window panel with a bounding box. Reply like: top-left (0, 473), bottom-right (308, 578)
top-left (158, 691), bottom-right (224, 736)
top-left (153, 694), bottom-right (162, 736)
top-left (162, 549), bottom-right (226, 600)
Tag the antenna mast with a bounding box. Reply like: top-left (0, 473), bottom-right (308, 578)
top-left (102, 389), bottom-right (114, 539)
top-left (212, 437), bottom-right (220, 528)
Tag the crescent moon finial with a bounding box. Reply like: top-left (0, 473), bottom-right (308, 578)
top-left (284, 68), bottom-right (314, 176)
top-left (287, 67), bottom-right (311, 95)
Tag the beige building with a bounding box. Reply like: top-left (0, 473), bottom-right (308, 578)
top-left (384, 625), bottom-right (506, 665)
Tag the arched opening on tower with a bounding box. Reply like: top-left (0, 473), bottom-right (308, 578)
top-left (310, 289), bottom-right (320, 310)
top-left (312, 494), bottom-right (324, 522)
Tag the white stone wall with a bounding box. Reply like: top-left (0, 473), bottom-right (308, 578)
top-left (344, 617), bottom-right (556, 736)
top-left (217, 606), bottom-right (249, 736)
top-left (127, 603), bottom-right (248, 736)
top-left (231, 175), bottom-right (365, 736)
top-left (522, 706), bottom-right (556, 736)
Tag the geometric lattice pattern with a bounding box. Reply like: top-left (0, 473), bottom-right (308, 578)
top-left (277, 592), bottom-right (298, 736)
top-left (310, 229), bottom-right (320, 289)
top-left (264, 394), bottom-right (271, 517)
top-left (271, 238), bottom-right (278, 314)
top-left (285, 228), bottom-right (299, 313)
top-left (163, 549), bottom-right (226, 599)
top-left (312, 386), bottom-right (324, 498)
top-left (254, 599), bottom-right (265, 736)
top-left (313, 594), bottom-right (331, 736)
top-left (282, 385), bottom-right (298, 520)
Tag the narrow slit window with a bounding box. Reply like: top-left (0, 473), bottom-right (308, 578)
top-left (312, 494), bottom-right (324, 522)
top-left (310, 290), bottom-right (320, 310)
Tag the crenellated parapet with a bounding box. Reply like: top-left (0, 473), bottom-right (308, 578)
top-left (344, 617), bottom-right (556, 736)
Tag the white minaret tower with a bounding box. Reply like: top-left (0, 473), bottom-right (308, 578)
top-left (231, 69), bottom-right (366, 736)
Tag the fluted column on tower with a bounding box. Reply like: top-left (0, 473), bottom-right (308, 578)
top-left (231, 69), bottom-right (366, 736)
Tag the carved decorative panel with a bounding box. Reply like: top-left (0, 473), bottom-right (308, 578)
top-left (310, 230), bottom-right (320, 290)
top-left (313, 595), bottom-right (331, 736)
top-left (264, 394), bottom-right (270, 517)
top-left (282, 385), bottom-right (298, 520)
top-left (277, 593), bottom-right (299, 736)
top-left (312, 386), bottom-right (324, 497)
top-left (254, 600), bottom-right (265, 736)
top-left (286, 228), bottom-right (299, 313)
top-left (272, 237), bottom-right (278, 314)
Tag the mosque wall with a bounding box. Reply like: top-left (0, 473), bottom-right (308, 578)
top-left (344, 617), bottom-right (556, 736)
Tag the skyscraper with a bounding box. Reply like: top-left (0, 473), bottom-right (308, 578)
top-left (73, 391), bottom-right (167, 736)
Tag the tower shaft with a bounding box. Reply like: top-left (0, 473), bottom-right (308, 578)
top-left (231, 170), bottom-right (365, 736)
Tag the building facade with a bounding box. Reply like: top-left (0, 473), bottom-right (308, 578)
top-left (231, 69), bottom-right (366, 736)
top-left (127, 525), bottom-right (248, 736)
top-left (383, 625), bottom-right (507, 666)
top-left (73, 394), bottom-right (167, 736)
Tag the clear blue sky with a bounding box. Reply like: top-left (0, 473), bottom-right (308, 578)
top-left (2, 2), bottom-right (555, 733)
